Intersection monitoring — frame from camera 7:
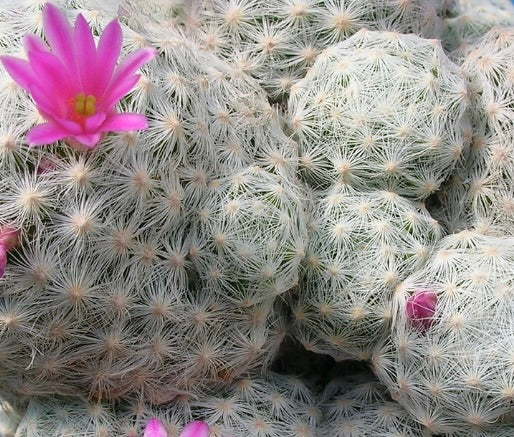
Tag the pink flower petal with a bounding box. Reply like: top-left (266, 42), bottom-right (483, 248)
top-left (85, 112), bottom-right (107, 132)
top-left (27, 50), bottom-right (74, 98)
top-left (74, 14), bottom-right (97, 93)
top-left (179, 421), bottom-right (209, 437)
top-left (102, 74), bottom-right (140, 109)
top-left (144, 418), bottom-right (167, 437)
top-left (23, 34), bottom-right (49, 55)
top-left (100, 113), bottom-right (148, 132)
top-left (29, 84), bottom-right (66, 117)
top-left (95, 19), bottom-right (122, 96)
top-left (0, 56), bottom-right (35, 91)
top-left (108, 47), bottom-right (157, 92)
top-left (0, 245), bottom-right (7, 278)
top-left (42, 3), bottom-right (75, 69)
top-left (72, 132), bottom-right (103, 148)
top-left (52, 116), bottom-right (83, 135)
top-left (26, 122), bottom-right (70, 146)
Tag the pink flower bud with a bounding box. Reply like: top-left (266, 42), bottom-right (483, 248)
top-left (406, 290), bottom-right (437, 330)
top-left (36, 158), bottom-right (57, 174)
top-left (144, 418), bottom-right (167, 437)
top-left (0, 245), bottom-right (7, 278)
top-left (0, 226), bottom-right (20, 251)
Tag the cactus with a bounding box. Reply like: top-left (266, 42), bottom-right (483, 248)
top-left (319, 376), bottom-right (429, 436)
top-left (1, 0), bottom-right (514, 436)
top-left (291, 184), bottom-right (443, 361)
top-left (434, 27), bottom-right (514, 236)
top-left (442, 1), bottom-right (514, 60)
top-left (372, 230), bottom-right (514, 435)
top-left (288, 29), bottom-right (470, 199)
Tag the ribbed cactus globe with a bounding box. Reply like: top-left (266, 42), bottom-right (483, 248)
top-left (292, 185), bottom-right (443, 360)
top-left (289, 28), bottom-right (470, 199)
top-left (435, 27), bottom-right (514, 235)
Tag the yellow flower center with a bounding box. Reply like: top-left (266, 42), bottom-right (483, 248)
top-left (74, 93), bottom-right (96, 116)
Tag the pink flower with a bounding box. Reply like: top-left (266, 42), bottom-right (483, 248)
top-left (406, 290), bottom-right (437, 331)
top-left (143, 419), bottom-right (209, 437)
top-left (0, 3), bottom-right (157, 149)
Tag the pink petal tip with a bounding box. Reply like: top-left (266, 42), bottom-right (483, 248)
top-left (26, 123), bottom-right (70, 147)
top-left (144, 418), bottom-right (167, 437)
top-left (0, 227), bottom-right (20, 251)
top-left (179, 421), bottom-right (209, 437)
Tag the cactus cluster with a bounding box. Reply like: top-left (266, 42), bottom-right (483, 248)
top-left (0, 0), bottom-right (513, 436)
top-left (0, 5), bottom-right (299, 405)
top-left (15, 372), bottom-right (321, 437)
top-left (172, 0), bottom-right (443, 103)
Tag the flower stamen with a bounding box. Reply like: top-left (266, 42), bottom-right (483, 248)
top-left (74, 93), bottom-right (96, 116)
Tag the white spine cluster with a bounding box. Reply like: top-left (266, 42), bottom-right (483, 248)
top-left (372, 230), bottom-right (514, 435)
top-left (434, 28), bottom-right (514, 236)
top-left (291, 185), bottom-right (443, 361)
top-left (288, 29), bottom-right (470, 199)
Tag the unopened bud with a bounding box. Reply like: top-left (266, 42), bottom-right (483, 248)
top-left (0, 227), bottom-right (19, 251)
top-left (406, 290), bottom-right (437, 330)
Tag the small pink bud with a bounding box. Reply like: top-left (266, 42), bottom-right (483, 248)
top-left (179, 421), bottom-right (209, 437)
top-left (0, 245), bottom-right (7, 278)
top-left (406, 290), bottom-right (437, 330)
top-left (36, 158), bottom-right (57, 174)
top-left (0, 227), bottom-right (20, 251)
top-left (144, 418), bottom-right (167, 437)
